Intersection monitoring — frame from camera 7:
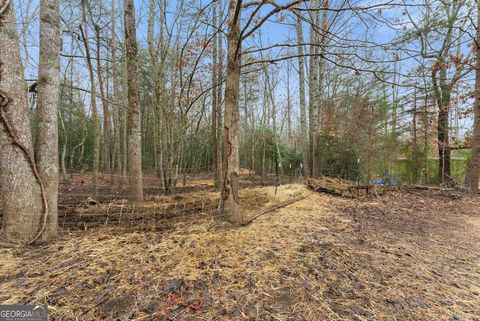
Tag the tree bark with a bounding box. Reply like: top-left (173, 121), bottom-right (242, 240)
top-left (467, 1), bottom-right (480, 195)
top-left (112, 0), bottom-right (122, 186)
top-left (216, 0), bottom-right (224, 188)
top-left (314, 2), bottom-right (328, 176)
top-left (212, 0), bottom-right (219, 188)
top-left (80, 2), bottom-right (100, 198)
top-left (308, 0), bottom-right (319, 177)
top-left (122, 43), bottom-right (128, 184)
top-left (220, 0), bottom-right (242, 224)
top-left (124, 0), bottom-right (144, 202)
top-left (147, 0), bottom-right (159, 177)
top-left (412, 88), bottom-right (419, 184)
top-left (0, 1), bottom-right (45, 244)
top-left (263, 65), bottom-right (283, 183)
top-left (35, 0), bottom-right (61, 241)
top-left (436, 91), bottom-right (452, 185)
top-left (296, 14), bottom-right (309, 178)
top-left (147, 0), bottom-right (167, 186)
top-left (286, 62), bottom-right (292, 143)
top-left (429, 6), bottom-right (458, 186)
top-left (95, 25), bottom-right (111, 175)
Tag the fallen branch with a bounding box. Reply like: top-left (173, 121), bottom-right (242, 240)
top-left (409, 185), bottom-right (456, 191)
top-left (242, 196), bottom-right (305, 225)
top-left (404, 185), bottom-right (466, 200)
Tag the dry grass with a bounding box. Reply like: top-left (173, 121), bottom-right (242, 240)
top-left (175, 178), bottom-right (214, 187)
top-left (0, 184), bottom-right (479, 320)
top-left (66, 185), bottom-right (280, 231)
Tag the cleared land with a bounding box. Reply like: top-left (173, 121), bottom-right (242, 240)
top-left (0, 177), bottom-right (479, 320)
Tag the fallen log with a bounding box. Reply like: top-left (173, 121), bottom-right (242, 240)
top-left (242, 196), bottom-right (305, 225)
top-left (306, 177), bottom-right (375, 198)
top-left (405, 185), bottom-right (466, 199)
top-left (409, 185), bottom-right (457, 191)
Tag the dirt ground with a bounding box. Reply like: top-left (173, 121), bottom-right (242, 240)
top-left (0, 181), bottom-right (479, 321)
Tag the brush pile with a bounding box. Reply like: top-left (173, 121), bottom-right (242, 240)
top-left (306, 177), bottom-right (377, 198)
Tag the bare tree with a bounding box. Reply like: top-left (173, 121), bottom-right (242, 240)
top-left (80, 0), bottom-right (100, 198)
top-left (0, 0), bottom-right (46, 244)
top-left (296, 13), bottom-right (309, 178)
top-left (308, 0), bottom-right (319, 177)
top-left (95, 24), bottom-right (111, 175)
top-left (124, 0), bottom-right (143, 202)
top-left (35, 0), bottom-right (61, 240)
top-left (111, 0), bottom-right (122, 186)
top-left (220, 0), bottom-right (242, 223)
top-left (216, 0), bottom-right (224, 188)
top-left (212, 0), bottom-right (220, 188)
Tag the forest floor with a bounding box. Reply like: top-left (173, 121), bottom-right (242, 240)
top-left (0, 175), bottom-right (479, 321)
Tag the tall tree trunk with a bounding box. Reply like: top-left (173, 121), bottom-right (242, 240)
top-left (308, 0), bottom-right (319, 177)
top-left (430, 9), bottom-right (457, 186)
top-left (70, 102), bottom-right (87, 176)
top-left (212, 0), bottom-right (219, 188)
top-left (0, 0), bottom-right (46, 244)
top-left (147, 0), bottom-right (158, 175)
top-left (264, 65), bottom-right (283, 183)
top-left (260, 66), bottom-right (268, 184)
top-left (412, 88), bottom-right (419, 184)
top-left (112, 0), bottom-right (122, 186)
top-left (216, 0), bottom-right (224, 189)
top-left (437, 96), bottom-right (451, 184)
top-left (159, 40), bottom-right (177, 195)
top-left (392, 60), bottom-right (399, 138)
top-left (296, 14), bottom-right (309, 178)
top-left (467, 1), bottom-right (480, 195)
top-left (220, 0), bottom-right (242, 224)
top-left (147, 0), bottom-right (164, 182)
top-left (120, 11), bottom-right (128, 185)
top-left (124, 0), bottom-right (143, 202)
top-left (286, 62), bottom-right (292, 143)
top-left (35, 0), bottom-right (61, 241)
top-left (95, 25), bottom-right (111, 175)
top-left (80, 2), bottom-right (100, 198)
top-left (314, 2), bottom-right (328, 176)
top-left (432, 64), bottom-right (453, 185)
top-left (423, 91), bottom-right (429, 184)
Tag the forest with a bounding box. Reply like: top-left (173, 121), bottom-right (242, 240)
top-left (0, 0), bottom-right (480, 320)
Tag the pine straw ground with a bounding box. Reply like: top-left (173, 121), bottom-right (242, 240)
top-left (1, 184), bottom-right (480, 321)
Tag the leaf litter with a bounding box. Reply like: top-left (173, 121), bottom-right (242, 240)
top-left (0, 184), bottom-right (479, 320)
